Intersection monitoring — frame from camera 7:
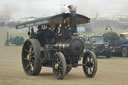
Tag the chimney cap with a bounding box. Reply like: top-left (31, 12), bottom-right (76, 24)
top-left (68, 5), bottom-right (76, 12)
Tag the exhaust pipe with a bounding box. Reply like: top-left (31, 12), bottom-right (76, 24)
top-left (68, 5), bottom-right (77, 35)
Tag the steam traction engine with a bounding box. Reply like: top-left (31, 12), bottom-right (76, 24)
top-left (16, 6), bottom-right (97, 79)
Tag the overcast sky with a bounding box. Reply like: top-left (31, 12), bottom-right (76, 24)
top-left (0, 0), bottom-right (128, 18)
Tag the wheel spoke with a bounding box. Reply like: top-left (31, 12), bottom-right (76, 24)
top-left (25, 49), bottom-right (29, 54)
top-left (91, 67), bottom-right (94, 72)
top-left (29, 69), bottom-right (33, 73)
top-left (27, 42), bottom-right (30, 46)
top-left (92, 61), bottom-right (95, 65)
top-left (58, 69), bottom-right (62, 77)
top-left (87, 68), bottom-right (90, 73)
top-left (26, 63), bottom-right (31, 69)
top-left (89, 57), bottom-right (92, 62)
top-left (58, 66), bottom-right (63, 69)
top-left (90, 57), bottom-right (93, 62)
top-left (30, 64), bottom-right (34, 71)
top-left (31, 58), bottom-right (35, 62)
top-left (85, 59), bottom-right (88, 64)
top-left (56, 69), bottom-right (59, 75)
top-left (55, 68), bottom-right (60, 76)
top-left (85, 65), bottom-right (88, 68)
top-left (55, 57), bottom-right (59, 63)
top-left (31, 50), bottom-right (34, 56)
top-left (89, 67), bottom-right (92, 73)
top-left (57, 71), bottom-right (61, 77)
top-left (58, 60), bottom-right (62, 64)
top-left (87, 57), bottom-right (90, 62)
top-left (24, 57), bottom-right (29, 61)
top-left (31, 59), bottom-right (35, 67)
top-left (29, 48), bottom-right (32, 53)
top-left (27, 63), bottom-right (34, 73)
top-left (29, 45), bottom-right (33, 52)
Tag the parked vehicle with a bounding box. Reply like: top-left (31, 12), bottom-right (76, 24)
top-left (84, 35), bottom-right (112, 58)
top-left (5, 32), bottom-right (24, 46)
top-left (103, 26), bottom-right (128, 57)
top-left (119, 32), bottom-right (128, 57)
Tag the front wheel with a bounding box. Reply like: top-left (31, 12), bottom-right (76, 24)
top-left (53, 52), bottom-right (67, 80)
top-left (122, 47), bottom-right (128, 57)
top-left (83, 51), bottom-right (97, 78)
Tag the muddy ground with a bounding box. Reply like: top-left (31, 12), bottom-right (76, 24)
top-left (0, 28), bottom-right (128, 85)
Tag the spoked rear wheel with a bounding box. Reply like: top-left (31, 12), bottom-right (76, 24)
top-left (83, 51), bottom-right (97, 78)
top-left (22, 39), bottom-right (42, 75)
top-left (53, 52), bottom-right (67, 80)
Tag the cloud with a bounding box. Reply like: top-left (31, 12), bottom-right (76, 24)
top-left (0, 0), bottom-right (128, 18)
top-left (75, 0), bottom-right (128, 17)
top-left (0, 3), bottom-right (19, 17)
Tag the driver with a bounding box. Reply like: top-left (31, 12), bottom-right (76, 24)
top-left (44, 25), bottom-right (57, 44)
top-left (28, 27), bottom-right (35, 38)
top-left (37, 25), bottom-right (43, 33)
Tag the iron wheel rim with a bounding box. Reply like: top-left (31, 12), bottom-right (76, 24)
top-left (84, 55), bottom-right (95, 74)
top-left (54, 55), bottom-right (63, 78)
top-left (83, 52), bottom-right (97, 78)
top-left (22, 41), bottom-right (35, 74)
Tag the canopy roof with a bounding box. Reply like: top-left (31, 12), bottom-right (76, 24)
top-left (16, 13), bottom-right (90, 29)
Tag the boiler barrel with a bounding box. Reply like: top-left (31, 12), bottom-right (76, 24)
top-left (54, 39), bottom-right (84, 57)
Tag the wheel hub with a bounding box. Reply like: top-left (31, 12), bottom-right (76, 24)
top-left (26, 55), bottom-right (30, 60)
top-left (55, 64), bottom-right (59, 69)
top-left (87, 62), bottom-right (93, 67)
